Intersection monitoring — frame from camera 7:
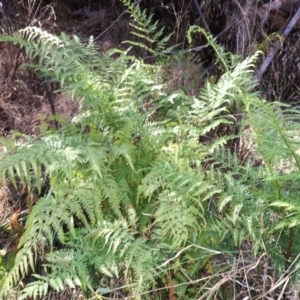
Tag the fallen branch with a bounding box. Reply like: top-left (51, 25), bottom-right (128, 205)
top-left (255, 5), bottom-right (300, 80)
top-left (192, 0), bottom-right (210, 33)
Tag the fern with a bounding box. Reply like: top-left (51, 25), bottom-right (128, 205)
top-left (121, 0), bottom-right (175, 55)
top-left (187, 26), bottom-right (233, 73)
top-left (245, 99), bottom-right (300, 270)
top-left (0, 19), bottom-right (281, 300)
top-left (0, 24), bottom-right (175, 297)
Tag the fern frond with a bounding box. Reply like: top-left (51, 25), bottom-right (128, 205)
top-left (187, 26), bottom-right (231, 73)
top-left (121, 0), bottom-right (175, 55)
top-left (155, 191), bottom-right (203, 247)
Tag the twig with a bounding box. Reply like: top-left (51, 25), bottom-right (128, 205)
top-left (192, 0), bottom-right (210, 33)
top-left (43, 81), bottom-right (58, 130)
top-left (154, 245), bottom-right (194, 268)
top-left (0, 2), bottom-right (13, 33)
top-left (255, 6), bottom-right (300, 80)
top-left (94, 0), bottom-right (142, 41)
top-left (94, 10), bottom-right (127, 41)
top-left (155, 244), bottom-right (221, 269)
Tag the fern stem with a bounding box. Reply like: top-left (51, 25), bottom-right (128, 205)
top-left (286, 227), bottom-right (294, 261)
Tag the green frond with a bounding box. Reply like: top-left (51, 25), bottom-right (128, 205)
top-left (187, 26), bottom-right (232, 73)
top-left (18, 276), bottom-right (50, 300)
top-left (155, 192), bottom-right (203, 247)
top-left (121, 0), bottom-right (175, 55)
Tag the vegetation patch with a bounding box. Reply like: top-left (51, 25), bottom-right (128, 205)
top-left (1, 1), bottom-right (300, 299)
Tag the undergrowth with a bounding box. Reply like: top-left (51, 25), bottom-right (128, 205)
top-left (0, 1), bottom-right (300, 299)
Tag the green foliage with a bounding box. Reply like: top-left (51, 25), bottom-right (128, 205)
top-left (246, 100), bottom-right (300, 273)
top-left (187, 26), bottom-right (234, 73)
top-left (121, 0), bottom-right (176, 55)
top-left (0, 21), bottom-right (251, 298)
top-left (1, 3), bottom-right (300, 299)
top-left (0, 20), bottom-right (267, 298)
top-left (0, 252), bottom-right (15, 293)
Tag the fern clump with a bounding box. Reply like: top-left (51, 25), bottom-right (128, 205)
top-left (2, 3), bottom-right (300, 299)
top-left (0, 22), bottom-right (264, 298)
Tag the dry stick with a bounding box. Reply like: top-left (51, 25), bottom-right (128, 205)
top-left (0, 2), bottom-right (12, 33)
top-left (255, 6), bottom-right (300, 80)
top-left (94, 0), bottom-right (142, 41)
top-left (43, 82), bottom-right (59, 130)
top-left (192, 0), bottom-right (210, 33)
